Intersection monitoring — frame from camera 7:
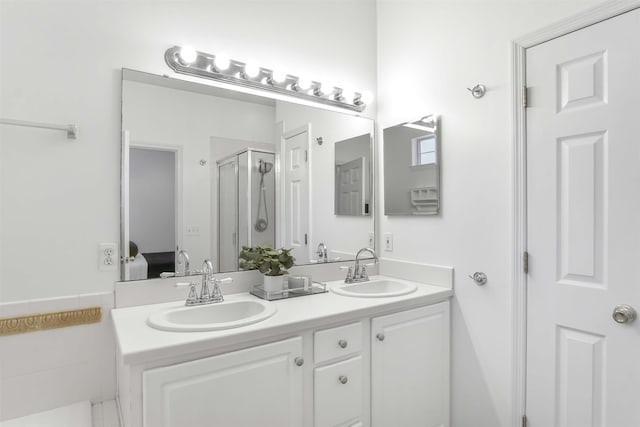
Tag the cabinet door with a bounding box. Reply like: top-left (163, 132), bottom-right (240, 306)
top-left (314, 356), bottom-right (363, 427)
top-left (143, 337), bottom-right (303, 427)
top-left (371, 301), bottom-right (450, 427)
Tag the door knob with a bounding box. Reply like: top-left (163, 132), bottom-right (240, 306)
top-left (612, 305), bottom-right (637, 324)
top-left (294, 357), bottom-right (304, 366)
top-left (376, 333), bottom-right (385, 341)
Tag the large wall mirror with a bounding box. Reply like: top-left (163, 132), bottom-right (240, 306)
top-left (121, 69), bottom-right (375, 281)
top-left (383, 115), bottom-right (440, 215)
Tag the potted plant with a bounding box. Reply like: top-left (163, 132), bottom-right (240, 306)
top-left (239, 244), bottom-right (295, 292)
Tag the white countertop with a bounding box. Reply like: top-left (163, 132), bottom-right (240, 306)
top-left (111, 275), bottom-right (453, 365)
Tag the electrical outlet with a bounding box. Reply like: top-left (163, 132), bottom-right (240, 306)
top-left (99, 243), bottom-right (117, 271)
top-left (368, 232), bottom-right (375, 248)
top-left (384, 233), bottom-right (393, 252)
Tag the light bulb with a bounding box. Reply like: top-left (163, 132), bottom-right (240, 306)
top-left (214, 53), bottom-right (231, 71)
top-left (296, 77), bottom-right (312, 91)
top-left (272, 70), bottom-right (287, 83)
top-left (340, 88), bottom-right (355, 103)
top-left (322, 82), bottom-right (335, 95)
top-left (244, 63), bottom-right (260, 78)
top-left (178, 46), bottom-right (197, 64)
top-left (360, 91), bottom-right (373, 104)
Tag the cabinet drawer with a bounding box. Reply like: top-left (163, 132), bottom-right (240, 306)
top-left (314, 321), bottom-right (362, 363)
top-left (314, 356), bottom-right (363, 427)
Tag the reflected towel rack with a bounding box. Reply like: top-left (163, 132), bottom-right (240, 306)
top-left (0, 118), bottom-right (78, 139)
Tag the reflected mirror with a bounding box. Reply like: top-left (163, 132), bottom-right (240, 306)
top-left (121, 69), bottom-right (375, 281)
top-left (383, 115), bottom-right (440, 215)
top-left (334, 134), bottom-right (372, 216)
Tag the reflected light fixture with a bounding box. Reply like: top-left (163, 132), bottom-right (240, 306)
top-left (165, 45), bottom-right (371, 112)
top-left (295, 77), bottom-right (312, 92)
top-left (244, 63), bottom-right (261, 79)
top-left (178, 46), bottom-right (197, 64)
top-left (271, 70), bottom-right (287, 84)
top-left (403, 123), bottom-right (436, 132)
top-left (214, 52), bottom-right (231, 71)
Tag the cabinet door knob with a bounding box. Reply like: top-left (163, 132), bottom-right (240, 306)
top-left (338, 375), bottom-right (348, 384)
top-left (338, 339), bottom-right (348, 349)
top-left (294, 357), bottom-right (304, 366)
top-left (376, 333), bottom-right (385, 341)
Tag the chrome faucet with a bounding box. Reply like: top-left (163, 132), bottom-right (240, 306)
top-left (184, 259), bottom-right (232, 306)
top-left (160, 249), bottom-right (194, 278)
top-left (316, 243), bottom-right (328, 262)
top-left (177, 249), bottom-right (191, 274)
top-left (344, 247), bottom-right (378, 283)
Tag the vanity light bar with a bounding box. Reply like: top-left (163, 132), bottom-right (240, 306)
top-left (401, 114), bottom-right (438, 132)
top-left (164, 46), bottom-right (372, 113)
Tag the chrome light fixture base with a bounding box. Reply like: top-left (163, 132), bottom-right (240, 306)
top-left (164, 46), bottom-right (367, 113)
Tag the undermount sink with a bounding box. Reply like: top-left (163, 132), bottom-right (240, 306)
top-left (331, 279), bottom-right (417, 298)
top-left (147, 299), bottom-right (276, 332)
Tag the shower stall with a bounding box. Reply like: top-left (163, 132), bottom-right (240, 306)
top-left (217, 149), bottom-right (276, 272)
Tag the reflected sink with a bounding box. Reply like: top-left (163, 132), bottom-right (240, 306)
top-left (331, 279), bottom-right (417, 298)
top-left (147, 299), bottom-right (277, 332)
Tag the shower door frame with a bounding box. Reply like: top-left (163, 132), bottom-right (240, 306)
top-left (216, 156), bottom-right (239, 272)
top-left (216, 148), bottom-right (277, 272)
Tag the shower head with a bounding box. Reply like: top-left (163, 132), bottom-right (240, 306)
top-left (258, 159), bottom-right (273, 174)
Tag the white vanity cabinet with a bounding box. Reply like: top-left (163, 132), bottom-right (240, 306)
top-left (371, 301), bottom-right (450, 427)
top-left (142, 337), bottom-right (303, 427)
top-left (313, 322), bottom-right (366, 427)
top-left (119, 298), bottom-right (451, 427)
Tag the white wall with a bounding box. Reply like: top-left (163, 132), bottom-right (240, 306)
top-left (0, 0), bottom-right (376, 419)
top-left (376, 1), bottom-right (603, 426)
top-left (0, 293), bottom-right (115, 421)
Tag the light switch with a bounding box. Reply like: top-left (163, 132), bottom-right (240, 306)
top-left (384, 233), bottom-right (393, 252)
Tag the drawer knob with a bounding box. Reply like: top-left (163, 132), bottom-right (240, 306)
top-left (339, 375), bottom-right (348, 384)
top-left (338, 339), bottom-right (348, 349)
top-left (376, 333), bottom-right (385, 341)
top-left (294, 357), bottom-right (304, 366)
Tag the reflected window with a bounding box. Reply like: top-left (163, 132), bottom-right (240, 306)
top-left (412, 135), bottom-right (436, 166)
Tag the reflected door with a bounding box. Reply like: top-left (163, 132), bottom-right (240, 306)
top-left (336, 157), bottom-right (365, 215)
top-left (283, 126), bottom-right (310, 264)
top-left (526, 9), bottom-right (640, 426)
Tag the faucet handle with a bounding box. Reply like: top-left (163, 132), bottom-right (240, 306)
top-left (185, 282), bottom-right (199, 306)
top-left (340, 265), bottom-right (354, 282)
top-left (210, 277), bottom-right (232, 303)
top-left (359, 265), bottom-right (369, 280)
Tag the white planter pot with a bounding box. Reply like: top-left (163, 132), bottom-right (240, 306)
top-left (263, 275), bottom-right (284, 293)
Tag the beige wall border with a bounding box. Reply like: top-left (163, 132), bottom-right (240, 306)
top-left (0, 307), bottom-right (102, 336)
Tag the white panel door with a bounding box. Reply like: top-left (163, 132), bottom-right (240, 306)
top-left (526, 9), bottom-right (640, 427)
top-left (336, 157), bottom-right (365, 215)
top-left (143, 337), bottom-right (303, 427)
top-left (283, 126), bottom-right (310, 263)
top-left (371, 302), bottom-right (450, 427)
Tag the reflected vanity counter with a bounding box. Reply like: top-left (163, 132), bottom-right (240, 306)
top-left (112, 261), bottom-right (453, 427)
